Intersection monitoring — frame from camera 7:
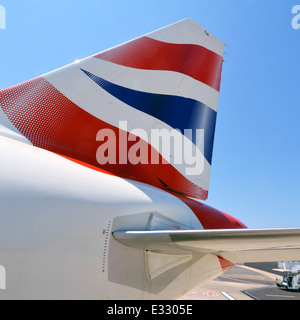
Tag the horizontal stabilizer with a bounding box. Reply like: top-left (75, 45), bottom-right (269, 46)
top-left (113, 228), bottom-right (300, 263)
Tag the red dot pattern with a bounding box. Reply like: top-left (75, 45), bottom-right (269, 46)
top-left (0, 77), bottom-right (79, 151)
top-left (0, 76), bottom-right (209, 200)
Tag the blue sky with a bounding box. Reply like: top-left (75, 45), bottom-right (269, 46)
top-left (0, 0), bottom-right (299, 228)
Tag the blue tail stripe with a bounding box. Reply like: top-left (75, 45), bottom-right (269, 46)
top-left (81, 69), bottom-right (216, 165)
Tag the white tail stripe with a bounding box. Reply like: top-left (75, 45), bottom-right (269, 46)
top-left (146, 18), bottom-right (225, 57)
top-left (44, 65), bottom-right (211, 189)
top-left (44, 57), bottom-right (220, 112)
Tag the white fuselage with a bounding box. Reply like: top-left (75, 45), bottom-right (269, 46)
top-left (0, 130), bottom-right (226, 300)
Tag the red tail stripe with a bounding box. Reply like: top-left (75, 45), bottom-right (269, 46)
top-left (0, 77), bottom-right (208, 199)
top-left (178, 196), bottom-right (247, 230)
top-left (94, 36), bottom-right (223, 92)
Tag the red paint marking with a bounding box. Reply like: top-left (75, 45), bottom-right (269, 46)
top-left (218, 256), bottom-right (235, 273)
top-left (203, 292), bottom-right (218, 296)
top-left (95, 36), bottom-right (223, 92)
top-left (177, 195), bottom-right (247, 230)
top-left (0, 77), bottom-right (208, 199)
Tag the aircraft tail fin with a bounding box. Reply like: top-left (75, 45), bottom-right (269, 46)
top-left (0, 19), bottom-right (225, 199)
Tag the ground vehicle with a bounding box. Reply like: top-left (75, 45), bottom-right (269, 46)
top-left (275, 262), bottom-right (300, 291)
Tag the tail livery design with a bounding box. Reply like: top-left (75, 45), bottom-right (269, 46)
top-left (1, 19), bottom-right (300, 300)
top-left (0, 19), bottom-right (224, 200)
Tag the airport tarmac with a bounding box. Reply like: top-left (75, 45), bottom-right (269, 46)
top-left (182, 263), bottom-right (300, 300)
